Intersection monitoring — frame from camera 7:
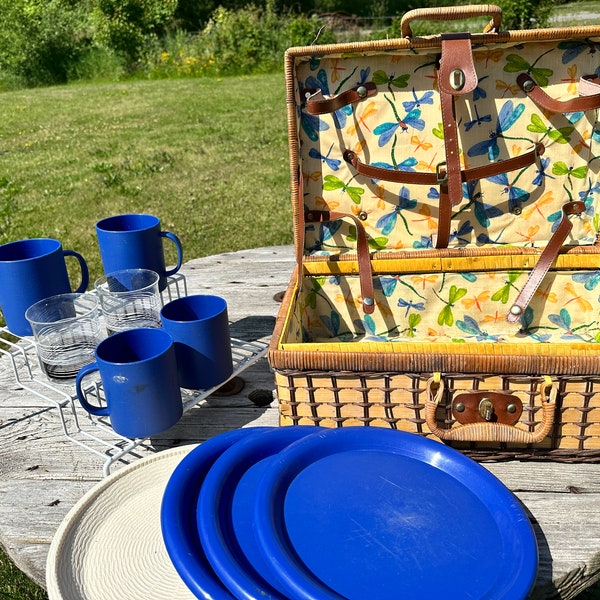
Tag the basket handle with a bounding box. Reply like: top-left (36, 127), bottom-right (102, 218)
top-left (425, 375), bottom-right (556, 444)
top-left (400, 5), bottom-right (502, 38)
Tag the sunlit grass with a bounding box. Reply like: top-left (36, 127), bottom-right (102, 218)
top-left (0, 74), bottom-right (292, 284)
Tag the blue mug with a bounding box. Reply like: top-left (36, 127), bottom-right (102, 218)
top-left (0, 238), bottom-right (89, 336)
top-left (96, 214), bottom-right (183, 291)
top-left (75, 328), bottom-right (183, 439)
top-left (160, 295), bottom-right (233, 390)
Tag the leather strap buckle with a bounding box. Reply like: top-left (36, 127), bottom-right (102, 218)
top-left (436, 161), bottom-right (448, 184)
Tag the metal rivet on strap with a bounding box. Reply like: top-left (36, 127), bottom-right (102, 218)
top-left (364, 297), bottom-right (375, 306)
top-left (512, 206), bottom-right (522, 215)
top-left (509, 305), bottom-right (523, 316)
top-left (522, 79), bottom-right (535, 93)
top-left (356, 85), bottom-right (368, 98)
top-left (358, 211), bottom-right (368, 221)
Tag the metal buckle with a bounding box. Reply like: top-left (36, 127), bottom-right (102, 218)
top-left (436, 161), bottom-right (448, 184)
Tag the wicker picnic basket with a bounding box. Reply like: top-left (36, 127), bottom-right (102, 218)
top-left (269, 5), bottom-right (600, 460)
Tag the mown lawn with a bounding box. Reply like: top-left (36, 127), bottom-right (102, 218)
top-left (0, 74), bottom-right (292, 286)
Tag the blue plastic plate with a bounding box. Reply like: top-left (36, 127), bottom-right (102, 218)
top-left (254, 427), bottom-right (538, 600)
top-left (160, 427), bottom-right (272, 599)
top-left (197, 426), bottom-right (321, 600)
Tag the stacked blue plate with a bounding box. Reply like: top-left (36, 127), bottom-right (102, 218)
top-left (160, 426), bottom-right (538, 600)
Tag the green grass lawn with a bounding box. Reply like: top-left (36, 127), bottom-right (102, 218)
top-left (0, 74), bottom-right (292, 286)
top-left (0, 548), bottom-right (48, 599)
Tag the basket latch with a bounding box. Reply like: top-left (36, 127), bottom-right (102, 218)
top-left (452, 392), bottom-right (523, 425)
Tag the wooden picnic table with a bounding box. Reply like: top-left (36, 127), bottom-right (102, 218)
top-left (0, 245), bottom-right (599, 600)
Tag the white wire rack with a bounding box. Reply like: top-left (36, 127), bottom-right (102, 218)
top-left (0, 273), bottom-right (268, 476)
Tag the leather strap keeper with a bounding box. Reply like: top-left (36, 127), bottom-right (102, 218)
top-left (305, 83), bottom-right (378, 115)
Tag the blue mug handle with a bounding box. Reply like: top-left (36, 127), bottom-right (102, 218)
top-left (161, 232), bottom-right (183, 277)
top-left (76, 362), bottom-right (109, 417)
top-left (63, 249), bottom-right (89, 293)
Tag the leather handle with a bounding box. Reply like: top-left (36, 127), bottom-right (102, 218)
top-left (518, 73), bottom-right (600, 113)
top-left (400, 5), bottom-right (502, 37)
top-left (304, 210), bottom-right (375, 314)
top-left (426, 375), bottom-right (556, 444)
top-left (506, 200), bottom-right (586, 323)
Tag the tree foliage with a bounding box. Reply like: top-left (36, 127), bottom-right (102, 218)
top-left (91, 0), bottom-right (178, 63)
top-left (0, 0), bottom-right (90, 85)
top-left (0, 0), bottom-right (557, 87)
top-left (496, 0), bottom-right (554, 28)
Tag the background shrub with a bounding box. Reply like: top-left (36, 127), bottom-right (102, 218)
top-left (0, 0), bottom-right (558, 88)
top-left (0, 0), bottom-right (90, 86)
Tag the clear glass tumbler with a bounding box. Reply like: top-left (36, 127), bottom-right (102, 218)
top-left (25, 292), bottom-right (102, 384)
top-left (95, 268), bottom-right (161, 336)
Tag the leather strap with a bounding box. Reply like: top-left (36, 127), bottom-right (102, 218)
top-left (343, 144), bottom-right (543, 186)
top-left (506, 200), bottom-right (587, 323)
top-left (306, 83), bottom-right (378, 115)
top-left (518, 73), bottom-right (600, 113)
top-left (437, 34), bottom-right (479, 248)
top-left (344, 142), bottom-right (543, 249)
top-left (304, 210), bottom-right (375, 314)
top-left (579, 75), bottom-right (600, 96)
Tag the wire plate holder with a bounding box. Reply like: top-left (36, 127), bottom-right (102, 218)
top-left (0, 273), bottom-right (269, 476)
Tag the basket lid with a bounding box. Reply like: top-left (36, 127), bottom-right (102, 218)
top-left (285, 27), bottom-right (600, 264)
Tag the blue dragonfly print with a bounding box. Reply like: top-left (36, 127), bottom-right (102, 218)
top-left (548, 308), bottom-right (586, 340)
top-left (304, 219), bottom-right (343, 253)
top-left (454, 180), bottom-right (503, 228)
top-left (299, 103), bottom-right (328, 143)
top-left (304, 69), bottom-right (352, 129)
top-left (548, 193), bottom-right (595, 233)
top-left (374, 96), bottom-right (425, 147)
top-left (376, 186), bottom-right (417, 236)
top-left (532, 156), bottom-right (554, 186)
top-left (516, 307), bottom-right (552, 342)
top-left (464, 105), bottom-right (492, 132)
top-left (467, 100), bottom-right (525, 161)
top-left (320, 311), bottom-right (353, 341)
top-left (352, 313), bottom-right (388, 341)
top-left (402, 88), bottom-right (434, 112)
top-left (308, 144), bottom-right (341, 171)
top-left (456, 315), bottom-right (503, 341)
top-left (486, 171), bottom-right (531, 213)
top-left (448, 221), bottom-right (475, 245)
top-left (572, 270), bottom-right (600, 291)
top-left (397, 297), bottom-right (426, 317)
